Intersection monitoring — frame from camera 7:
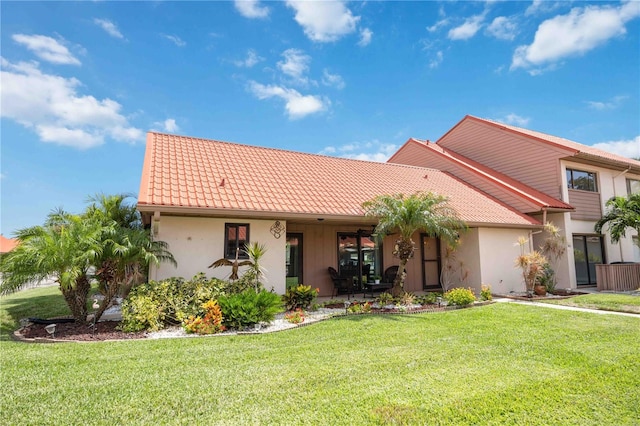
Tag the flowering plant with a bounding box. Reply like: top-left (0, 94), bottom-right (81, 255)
top-left (284, 308), bottom-right (305, 324)
top-left (282, 285), bottom-right (319, 310)
top-left (183, 299), bottom-right (226, 334)
top-left (347, 301), bottom-right (372, 313)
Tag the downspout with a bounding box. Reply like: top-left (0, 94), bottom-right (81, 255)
top-left (611, 166), bottom-right (631, 262)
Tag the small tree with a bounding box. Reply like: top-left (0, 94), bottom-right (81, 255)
top-left (515, 236), bottom-right (547, 296)
top-left (595, 193), bottom-right (640, 247)
top-left (0, 212), bottom-right (105, 322)
top-left (362, 192), bottom-right (467, 297)
top-left (539, 222), bottom-right (567, 292)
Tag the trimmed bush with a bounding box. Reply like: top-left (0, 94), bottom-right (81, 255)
top-left (282, 285), bottom-right (319, 310)
top-left (218, 290), bottom-right (282, 329)
top-left (444, 287), bottom-right (476, 306)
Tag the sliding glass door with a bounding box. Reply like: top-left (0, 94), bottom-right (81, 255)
top-left (337, 232), bottom-right (381, 288)
top-left (573, 235), bottom-right (604, 286)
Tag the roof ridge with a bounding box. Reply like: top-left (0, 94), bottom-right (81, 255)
top-left (148, 131), bottom-right (445, 172)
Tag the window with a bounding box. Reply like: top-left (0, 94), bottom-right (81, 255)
top-left (566, 168), bottom-right (598, 192)
top-left (224, 223), bottom-right (249, 259)
top-left (627, 178), bottom-right (640, 195)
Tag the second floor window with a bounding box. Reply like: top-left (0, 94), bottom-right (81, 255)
top-left (627, 178), bottom-right (640, 195)
top-left (225, 223), bottom-right (249, 259)
top-left (567, 168), bottom-right (597, 192)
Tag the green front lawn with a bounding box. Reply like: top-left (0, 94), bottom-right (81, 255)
top-left (1, 287), bottom-right (639, 425)
top-left (539, 293), bottom-right (640, 314)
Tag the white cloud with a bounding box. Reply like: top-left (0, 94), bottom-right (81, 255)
top-left (511, 2), bottom-right (640, 73)
top-left (321, 69), bottom-right (345, 90)
top-left (586, 95), bottom-right (628, 110)
top-left (12, 34), bottom-right (80, 65)
top-left (163, 34), bottom-right (186, 47)
top-left (277, 48), bottom-right (311, 85)
top-left (319, 140), bottom-right (399, 162)
top-left (234, 49), bottom-right (264, 68)
top-left (94, 18), bottom-right (125, 39)
top-left (234, 0), bottom-right (270, 19)
top-left (448, 13), bottom-right (486, 40)
top-left (496, 113), bottom-right (530, 127)
top-left (247, 81), bottom-right (327, 119)
top-left (427, 18), bottom-right (450, 33)
top-left (286, 0), bottom-right (360, 42)
top-left (0, 58), bottom-right (143, 149)
top-left (592, 136), bottom-right (640, 159)
top-left (153, 118), bottom-right (179, 133)
top-left (486, 16), bottom-right (518, 41)
top-left (429, 51), bottom-right (444, 69)
top-left (358, 28), bottom-right (373, 46)
top-left (525, 0), bottom-right (564, 17)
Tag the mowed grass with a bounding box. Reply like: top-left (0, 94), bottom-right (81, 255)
top-left (1, 287), bottom-right (639, 425)
top-left (539, 293), bottom-right (640, 314)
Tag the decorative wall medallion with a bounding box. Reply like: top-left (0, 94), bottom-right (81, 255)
top-left (270, 220), bottom-right (285, 239)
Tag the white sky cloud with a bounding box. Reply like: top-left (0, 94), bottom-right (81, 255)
top-left (496, 113), bottom-right (530, 127)
top-left (153, 118), bottom-right (179, 133)
top-left (234, 49), bottom-right (264, 68)
top-left (163, 34), bottom-right (186, 47)
top-left (592, 136), bottom-right (640, 159)
top-left (0, 58), bottom-right (143, 149)
top-left (319, 140), bottom-right (399, 162)
top-left (525, 0), bottom-right (564, 17)
top-left (586, 95), bottom-right (628, 110)
top-left (358, 28), bottom-right (373, 46)
top-left (286, 0), bottom-right (360, 42)
top-left (486, 16), bottom-right (518, 41)
top-left (321, 69), bottom-right (345, 90)
top-left (94, 18), bottom-right (125, 39)
top-left (448, 13), bottom-right (486, 40)
top-left (277, 48), bottom-right (311, 85)
top-left (234, 0), bottom-right (270, 19)
top-left (247, 81), bottom-right (327, 119)
top-left (427, 18), bottom-right (450, 33)
top-left (429, 51), bottom-right (444, 69)
top-left (511, 2), bottom-right (640, 73)
top-left (12, 34), bottom-right (80, 65)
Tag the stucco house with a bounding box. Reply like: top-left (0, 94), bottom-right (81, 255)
top-left (136, 116), bottom-right (640, 295)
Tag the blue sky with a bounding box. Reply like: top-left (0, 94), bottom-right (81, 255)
top-left (1, 0), bottom-right (639, 236)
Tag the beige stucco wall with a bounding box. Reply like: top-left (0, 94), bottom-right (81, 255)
top-left (561, 160), bottom-right (640, 266)
top-left (149, 216), bottom-right (287, 294)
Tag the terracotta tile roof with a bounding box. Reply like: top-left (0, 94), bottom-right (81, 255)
top-left (466, 115), bottom-right (640, 170)
top-left (407, 138), bottom-right (574, 211)
top-left (0, 235), bottom-right (18, 253)
top-left (138, 132), bottom-right (540, 227)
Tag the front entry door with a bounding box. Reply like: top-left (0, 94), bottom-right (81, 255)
top-left (338, 232), bottom-right (381, 288)
top-left (286, 233), bottom-right (303, 289)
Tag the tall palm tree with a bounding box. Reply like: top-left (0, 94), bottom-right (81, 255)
top-left (595, 193), bottom-right (640, 246)
top-left (86, 194), bottom-right (176, 322)
top-left (362, 192), bottom-right (467, 296)
top-left (0, 212), bottom-right (106, 322)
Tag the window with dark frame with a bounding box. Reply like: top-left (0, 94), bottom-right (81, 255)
top-left (225, 223), bottom-right (249, 259)
top-left (566, 168), bottom-right (598, 192)
top-left (627, 178), bottom-right (640, 195)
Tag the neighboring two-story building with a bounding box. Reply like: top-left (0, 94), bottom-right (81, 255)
top-left (137, 116), bottom-right (640, 295)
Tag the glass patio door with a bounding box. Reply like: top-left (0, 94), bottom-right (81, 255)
top-left (573, 235), bottom-right (604, 286)
top-left (338, 232), bottom-right (381, 288)
top-left (286, 233), bottom-right (303, 289)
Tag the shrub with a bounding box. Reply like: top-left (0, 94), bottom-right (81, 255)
top-left (480, 284), bottom-right (492, 301)
top-left (400, 292), bottom-right (416, 305)
top-left (119, 293), bottom-right (164, 332)
top-left (284, 308), bottom-right (305, 324)
top-left (218, 289), bottom-right (282, 329)
top-left (377, 292), bottom-right (394, 305)
top-left (282, 285), bottom-right (319, 311)
top-left (444, 287), bottom-right (476, 306)
top-left (347, 301), bottom-right (372, 314)
top-left (417, 292), bottom-right (442, 305)
top-left (183, 300), bottom-right (225, 335)
top-left (120, 274), bottom-right (228, 332)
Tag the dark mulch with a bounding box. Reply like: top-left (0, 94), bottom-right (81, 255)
top-left (19, 320), bottom-right (147, 342)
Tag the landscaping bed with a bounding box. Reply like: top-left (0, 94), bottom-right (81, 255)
top-left (495, 290), bottom-right (587, 301)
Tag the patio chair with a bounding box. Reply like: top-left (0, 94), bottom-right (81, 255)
top-left (383, 265), bottom-right (399, 285)
top-left (328, 267), bottom-right (353, 299)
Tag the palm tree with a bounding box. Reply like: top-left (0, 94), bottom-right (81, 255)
top-left (86, 194), bottom-right (176, 322)
top-left (0, 212), bottom-right (105, 322)
top-left (362, 192), bottom-right (467, 296)
top-left (595, 193), bottom-right (640, 246)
